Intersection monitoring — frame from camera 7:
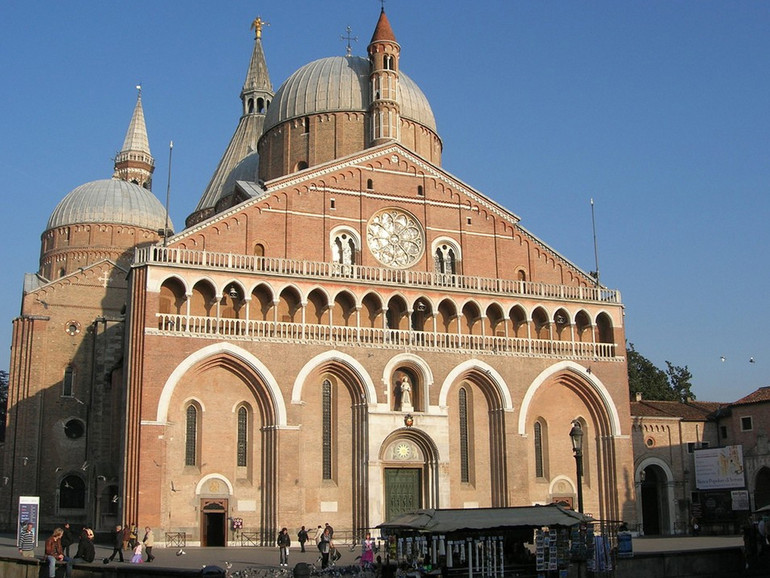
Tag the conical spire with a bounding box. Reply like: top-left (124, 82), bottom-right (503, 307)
top-left (241, 17), bottom-right (273, 108)
top-left (370, 8), bottom-right (397, 44)
top-left (113, 86), bottom-right (155, 189)
top-left (186, 18), bottom-right (274, 227)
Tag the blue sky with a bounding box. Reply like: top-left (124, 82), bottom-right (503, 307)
top-left (1, 1), bottom-right (768, 403)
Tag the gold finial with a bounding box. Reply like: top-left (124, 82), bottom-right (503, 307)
top-left (251, 16), bottom-right (270, 39)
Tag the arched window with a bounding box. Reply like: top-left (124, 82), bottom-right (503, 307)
top-left (332, 233), bottom-right (356, 265)
top-left (62, 365), bottom-right (74, 397)
top-left (185, 404), bottom-right (199, 467)
top-left (237, 406), bottom-right (248, 467)
top-left (367, 179), bottom-right (374, 190)
top-left (459, 387), bottom-right (470, 483)
top-left (534, 420), bottom-right (545, 478)
top-left (322, 379), bottom-right (333, 480)
top-left (59, 475), bottom-right (86, 509)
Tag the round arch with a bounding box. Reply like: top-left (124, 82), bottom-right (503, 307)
top-left (195, 473), bottom-right (235, 496)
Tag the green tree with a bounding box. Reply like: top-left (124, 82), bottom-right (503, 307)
top-left (666, 361), bottom-right (695, 402)
top-left (627, 344), bottom-right (695, 402)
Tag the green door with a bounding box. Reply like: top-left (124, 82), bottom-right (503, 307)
top-left (384, 468), bottom-right (421, 521)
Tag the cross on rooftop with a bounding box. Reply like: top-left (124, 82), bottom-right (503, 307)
top-left (341, 25), bottom-right (358, 57)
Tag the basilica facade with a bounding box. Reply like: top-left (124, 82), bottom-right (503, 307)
top-left (2, 9), bottom-right (636, 544)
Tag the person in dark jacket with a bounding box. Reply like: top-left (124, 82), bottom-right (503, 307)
top-left (277, 527), bottom-right (291, 566)
top-left (66, 528), bottom-right (95, 578)
top-left (61, 523), bottom-right (75, 558)
top-left (105, 524), bottom-right (124, 562)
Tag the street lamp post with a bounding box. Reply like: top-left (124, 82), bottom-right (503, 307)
top-left (570, 420), bottom-right (584, 514)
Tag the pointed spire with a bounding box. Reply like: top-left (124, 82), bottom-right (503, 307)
top-left (113, 86), bottom-right (155, 189)
top-left (187, 18), bottom-right (275, 227)
top-left (241, 18), bottom-right (274, 115)
top-left (370, 8), bottom-right (396, 44)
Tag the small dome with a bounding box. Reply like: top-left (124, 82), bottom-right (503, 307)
top-left (222, 151), bottom-right (261, 195)
top-left (47, 179), bottom-right (172, 232)
top-left (263, 56), bottom-right (437, 134)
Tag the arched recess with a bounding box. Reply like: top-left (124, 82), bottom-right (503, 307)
top-left (754, 467), bottom-right (770, 510)
top-left (635, 458), bottom-right (676, 536)
top-left (155, 342), bottom-right (285, 546)
top-left (383, 353), bottom-right (434, 412)
top-left (251, 283), bottom-right (274, 321)
top-left (379, 428), bottom-right (441, 520)
top-left (292, 351), bottom-right (373, 537)
top-left (439, 361), bottom-right (512, 507)
top-left (518, 361), bottom-right (623, 524)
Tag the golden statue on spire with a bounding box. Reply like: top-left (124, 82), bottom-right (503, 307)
top-left (251, 16), bottom-right (270, 39)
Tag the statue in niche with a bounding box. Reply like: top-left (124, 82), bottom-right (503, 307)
top-left (397, 374), bottom-right (412, 410)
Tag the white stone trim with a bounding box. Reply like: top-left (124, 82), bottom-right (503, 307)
top-left (155, 342), bottom-right (287, 426)
top-left (291, 350), bottom-right (377, 404)
top-left (517, 361), bottom-right (622, 436)
top-left (437, 360), bottom-right (513, 410)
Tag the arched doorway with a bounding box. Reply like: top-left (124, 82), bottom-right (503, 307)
top-left (755, 467), bottom-right (770, 510)
top-left (640, 464), bottom-right (671, 535)
top-left (380, 431), bottom-right (439, 522)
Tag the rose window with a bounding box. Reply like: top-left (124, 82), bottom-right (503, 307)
top-left (367, 209), bottom-right (424, 268)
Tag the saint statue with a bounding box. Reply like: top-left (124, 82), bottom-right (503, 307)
top-left (399, 375), bottom-right (412, 408)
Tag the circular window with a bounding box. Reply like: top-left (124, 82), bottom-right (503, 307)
top-left (65, 321), bottom-right (81, 336)
top-left (645, 437), bottom-right (655, 448)
top-left (64, 419), bottom-right (85, 439)
top-left (366, 209), bottom-right (424, 268)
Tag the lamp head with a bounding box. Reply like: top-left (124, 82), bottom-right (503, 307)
top-left (569, 420), bottom-right (584, 452)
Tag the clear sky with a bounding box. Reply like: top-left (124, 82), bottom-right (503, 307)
top-left (1, 1), bottom-right (768, 403)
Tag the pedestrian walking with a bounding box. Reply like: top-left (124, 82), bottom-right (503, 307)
top-left (298, 525), bottom-right (308, 552)
top-left (142, 526), bottom-right (155, 562)
top-left (105, 524), bottom-right (124, 563)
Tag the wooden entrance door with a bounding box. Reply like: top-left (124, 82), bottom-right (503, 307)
top-left (201, 499), bottom-right (228, 546)
top-left (384, 468), bottom-right (421, 521)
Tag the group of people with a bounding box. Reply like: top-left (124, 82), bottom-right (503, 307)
top-left (280, 523), bottom-right (377, 570)
top-left (105, 523), bottom-right (155, 563)
top-left (16, 521), bottom-right (156, 577)
top-left (18, 522), bottom-right (95, 578)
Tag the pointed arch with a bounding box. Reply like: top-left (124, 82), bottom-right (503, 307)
top-left (438, 360), bottom-right (513, 411)
top-left (154, 342), bottom-right (286, 426)
top-left (517, 361), bottom-right (622, 436)
top-left (291, 351), bottom-right (377, 404)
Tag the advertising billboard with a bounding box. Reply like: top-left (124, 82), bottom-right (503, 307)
top-left (694, 445), bottom-right (745, 490)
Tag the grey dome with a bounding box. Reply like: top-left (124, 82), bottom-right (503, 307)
top-left (47, 179), bottom-right (171, 231)
top-left (222, 151), bottom-right (261, 195)
top-left (263, 56), bottom-right (437, 134)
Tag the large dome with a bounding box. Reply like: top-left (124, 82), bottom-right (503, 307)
top-left (47, 178), bottom-right (171, 231)
top-left (263, 56), bottom-right (437, 134)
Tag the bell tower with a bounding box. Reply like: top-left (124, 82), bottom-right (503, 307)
top-left (367, 8), bottom-right (400, 147)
